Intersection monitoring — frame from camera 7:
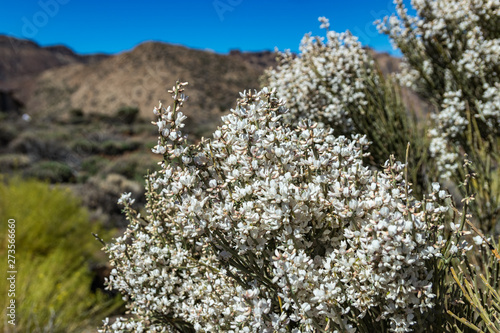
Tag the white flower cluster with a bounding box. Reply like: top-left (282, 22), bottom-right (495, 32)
top-left (100, 82), bottom-right (458, 332)
top-left (265, 17), bottom-right (374, 133)
top-left (477, 82), bottom-right (500, 128)
top-left (378, 0), bottom-right (500, 178)
top-left (428, 90), bottom-right (466, 178)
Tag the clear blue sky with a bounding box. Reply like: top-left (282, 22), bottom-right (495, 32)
top-left (0, 0), bottom-right (411, 55)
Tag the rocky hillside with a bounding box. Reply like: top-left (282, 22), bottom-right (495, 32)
top-left (0, 35), bottom-right (107, 82)
top-left (25, 42), bottom-right (275, 136)
top-left (0, 35), bottom-right (420, 142)
top-left (0, 35), bottom-right (107, 111)
top-left (0, 36), bottom-right (406, 132)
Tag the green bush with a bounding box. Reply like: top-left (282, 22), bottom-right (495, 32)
top-left (0, 176), bottom-right (122, 332)
top-left (448, 236), bottom-right (500, 332)
top-left (9, 132), bottom-right (74, 163)
top-left (99, 140), bottom-right (141, 156)
top-left (0, 154), bottom-right (31, 172)
top-left (24, 161), bottom-right (75, 183)
top-left (68, 109), bottom-right (86, 124)
top-left (103, 153), bottom-right (159, 183)
top-left (70, 138), bottom-right (100, 155)
top-left (115, 106), bottom-right (140, 125)
top-left (0, 122), bottom-right (19, 146)
top-left (81, 156), bottom-right (109, 177)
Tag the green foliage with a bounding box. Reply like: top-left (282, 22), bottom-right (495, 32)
top-left (0, 154), bottom-right (31, 172)
top-left (0, 176), bottom-right (122, 333)
top-left (70, 138), bottom-right (100, 155)
top-left (455, 114), bottom-right (500, 234)
top-left (448, 244), bottom-right (500, 333)
top-left (348, 69), bottom-right (431, 197)
top-left (81, 155), bottom-right (109, 177)
top-left (70, 137), bottom-right (142, 157)
top-left (115, 106), bottom-right (140, 125)
top-left (9, 132), bottom-right (73, 162)
top-left (24, 160), bottom-right (75, 183)
top-left (0, 122), bottom-right (19, 146)
top-left (103, 153), bottom-right (159, 184)
top-left (99, 139), bottom-right (141, 156)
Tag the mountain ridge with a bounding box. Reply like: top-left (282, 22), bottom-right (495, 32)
top-left (0, 35), bottom-right (403, 136)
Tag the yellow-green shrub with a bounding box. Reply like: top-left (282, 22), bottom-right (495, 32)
top-left (0, 176), bottom-right (122, 333)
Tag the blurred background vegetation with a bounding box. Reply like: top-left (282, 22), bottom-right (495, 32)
top-left (0, 176), bottom-right (123, 332)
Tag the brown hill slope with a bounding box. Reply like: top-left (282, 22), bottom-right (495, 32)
top-left (26, 42), bottom-right (275, 136)
top-left (0, 35), bottom-right (106, 81)
top-left (0, 35), bottom-right (108, 110)
top-left (0, 35), bottom-right (408, 135)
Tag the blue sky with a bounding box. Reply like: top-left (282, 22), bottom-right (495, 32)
top-left (1, 0), bottom-right (411, 56)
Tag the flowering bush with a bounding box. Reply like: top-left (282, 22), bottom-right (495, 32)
top-left (98, 2), bottom-right (500, 331)
top-left (100, 82), bottom-right (466, 332)
top-left (264, 18), bottom-right (429, 196)
top-left (264, 18), bottom-right (371, 133)
top-left (378, 0), bottom-right (500, 138)
top-left (378, 0), bottom-right (499, 233)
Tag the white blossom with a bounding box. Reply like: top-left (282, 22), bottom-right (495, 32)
top-left (378, 0), bottom-right (500, 180)
top-left (100, 82), bottom-right (462, 333)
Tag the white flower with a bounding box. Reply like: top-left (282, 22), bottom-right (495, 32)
top-left (266, 20), bottom-right (372, 134)
top-left (318, 16), bottom-right (330, 29)
top-left (117, 192), bottom-right (135, 205)
top-left (473, 235), bottom-right (484, 246)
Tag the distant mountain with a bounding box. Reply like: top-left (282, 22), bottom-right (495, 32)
top-left (24, 41), bottom-right (276, 136)
top-left (0, 35), bottom-right (107, 83)
top-left (0, 35), bottom-right (108, 112)
top-left (368, 49), bottom-right (401, 74)
top-left (0, 35), bottom-right (408, 135)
